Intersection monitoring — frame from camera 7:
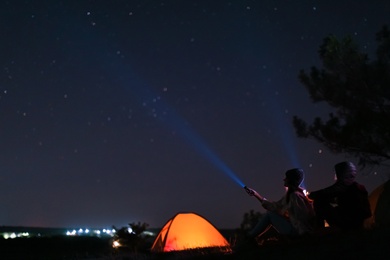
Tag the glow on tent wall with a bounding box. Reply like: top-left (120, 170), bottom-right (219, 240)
top-left (151, 212), bottom-right (230, 252)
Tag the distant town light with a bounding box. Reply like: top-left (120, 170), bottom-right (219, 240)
top-left (63, 228), bottom-right (115, 237)
top-left (112, 240), bottom-right (121, 248)
top-left (66, 230), bottom-right (77, 236)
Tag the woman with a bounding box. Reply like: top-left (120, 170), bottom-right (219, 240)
top-left (245, 168), bottom-right (315, 239)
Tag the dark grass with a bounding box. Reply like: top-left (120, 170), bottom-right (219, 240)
top-left (1, 228), bottom-right (390, 259)
top-left (0, 236), bottom-right (112, 259)
top-left (231, 228), bottom-right (390, 260)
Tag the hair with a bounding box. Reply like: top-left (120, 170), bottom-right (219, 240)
top-left (285, 168), bottom-right (304, 187)
top-left (285, 168), bottom-right (305, 203)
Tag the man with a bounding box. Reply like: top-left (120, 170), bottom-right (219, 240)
top-left (308, 161), bottom-right (371, 230)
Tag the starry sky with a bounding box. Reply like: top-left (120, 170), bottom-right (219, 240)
top-left (1, 0), bottom-right (389, 229)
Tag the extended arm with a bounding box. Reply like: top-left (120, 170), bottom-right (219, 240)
top-left (245, 186), bottom-right (266, 203)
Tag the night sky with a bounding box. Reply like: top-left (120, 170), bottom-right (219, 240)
top-left (1, 1), bottom-right (389, 229)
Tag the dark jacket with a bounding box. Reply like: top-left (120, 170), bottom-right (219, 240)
top-left (309, 181), bottom-right (372, 224)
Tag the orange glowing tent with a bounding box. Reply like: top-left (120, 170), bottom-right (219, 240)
top-left (364, 180), bottom-right (390, 229)
top-left (150, 212), bottom-right (231, 252)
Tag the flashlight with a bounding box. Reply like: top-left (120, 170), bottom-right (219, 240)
top-left (244, 186), bottom-right (254, 195)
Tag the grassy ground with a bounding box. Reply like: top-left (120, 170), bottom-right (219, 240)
top-left (1, 228), bottom-right (389, 259)
top-left (230, 228), bottom-right (390, 260)
top-left (0, 236), bottom-right (112, 259)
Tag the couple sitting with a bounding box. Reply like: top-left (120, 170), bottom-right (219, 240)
top-left (245, 161), bottom-right (372, 240)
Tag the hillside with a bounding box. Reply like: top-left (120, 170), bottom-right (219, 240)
top-left (0, 227), bottom-right (389, 259)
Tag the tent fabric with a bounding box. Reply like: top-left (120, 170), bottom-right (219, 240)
top-left (364, 180), bottom-right (390, 229)
top-left (151, 212), bottom-right (230, 252)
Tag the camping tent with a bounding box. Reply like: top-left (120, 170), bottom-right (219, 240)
top-left (364, 180), bottom-right (390, 229)
top-left (151, 212), bottom-right (230, 252)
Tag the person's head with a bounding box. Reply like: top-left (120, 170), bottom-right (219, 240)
top-left (334, 161), bottom-right (357, 185)
top-left (284, 168), bottom-right (304, 188)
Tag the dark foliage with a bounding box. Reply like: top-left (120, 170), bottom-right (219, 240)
top-left (112, 221), bottom-right (152, 253)
top-left (231, 209), bottom-right (263, 244)
top-left (294, 25), bottom-right (390, 168)
top-left (239, 209), bottom-right (263, 233)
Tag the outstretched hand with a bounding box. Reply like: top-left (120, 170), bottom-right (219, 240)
top-left (244, 186), bottom-right (265, 202)
top-left (244, 186), bottom-right (256, 196)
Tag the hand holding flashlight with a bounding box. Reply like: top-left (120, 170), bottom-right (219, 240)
top-left (244, 186), bottom-right (255, 196)
top-left (244, 186), bottom-right (266, 203)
